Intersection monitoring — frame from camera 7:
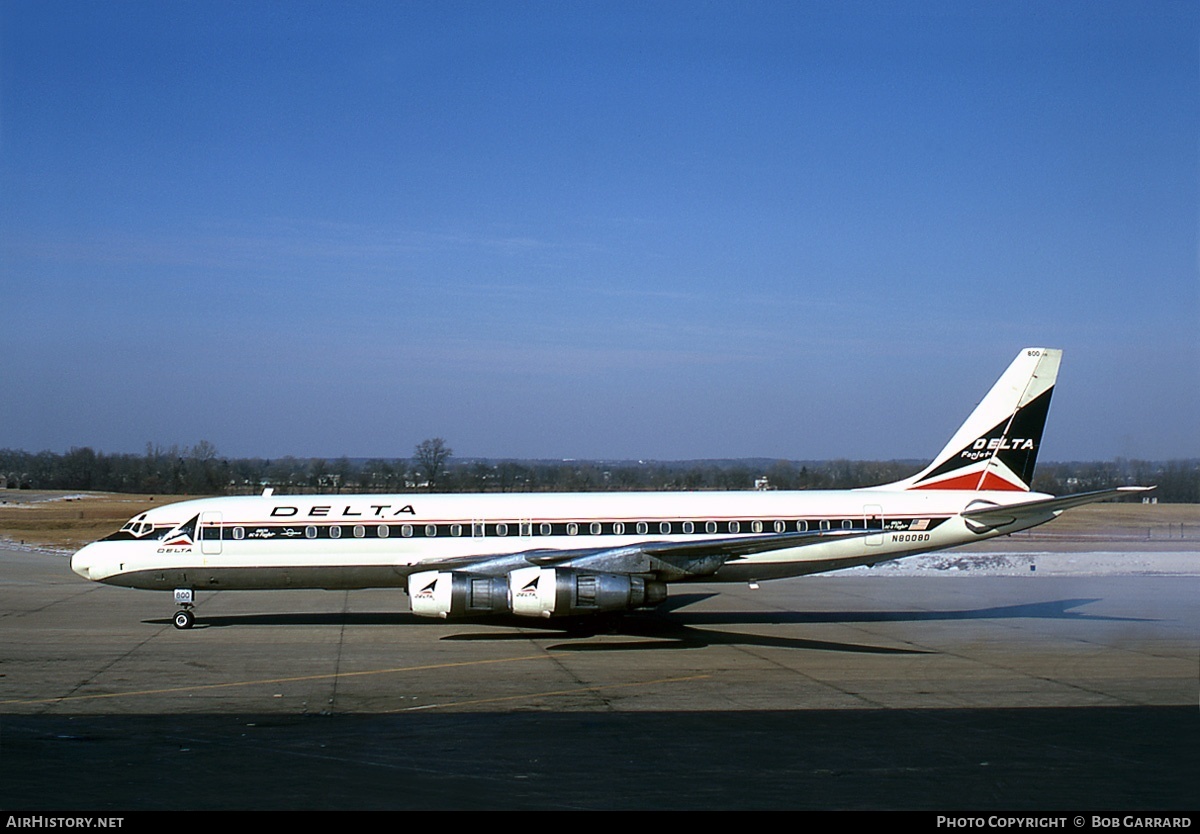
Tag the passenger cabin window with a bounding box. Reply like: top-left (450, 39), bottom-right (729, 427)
top-left (683, 521), bottom-right (694, 534)
top-left (613, 522), bottom-right (625, 535)
top-left (705, 521), bottom-right (717, 534)
top-left (330, 526), bottom-right (342, 539)
top-left (751, 521), bottom-right (763, 534)
top-left (353, 525), bottom-right (365, 538)
top-left (377, 525), bottom-right (390, 538)
top-left (495, 523), bottom-right (508, 537)
top-left (305, 526), bottom-right (317, 539)
top-left (590, 522), bottom-right (602, 535)
top-left (567, 523), bottom-right (578, 536)
top-left (401, 525), bottom-right (413, 537)
top-left (636, 522), bottom-right (648, 535)
top-left (729, 521), bottom-right (741, 534)
top-left (425, 524), bottom-right (437, 537)
top-left (232, 527), bottom-right (245, 540)
top-left (450, 524), bottom-right (462, 537)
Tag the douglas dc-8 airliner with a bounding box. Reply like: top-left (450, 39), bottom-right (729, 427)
top-left (72, 348), bottom-right (1149, 628)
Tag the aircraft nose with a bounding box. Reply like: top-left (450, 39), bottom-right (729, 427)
top-left (71, 544), bottom-right (96, 580)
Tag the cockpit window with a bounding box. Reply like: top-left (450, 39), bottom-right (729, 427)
top-left (105, 513), bottom-right (198, 544)
top-left (119, 514), bottom-right (155, 538)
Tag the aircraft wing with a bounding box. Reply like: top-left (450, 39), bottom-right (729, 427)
top-left (639, 527), bottom-right (879, 560)
top-left (420, 527), bottom-right (881, 581)
top-left (962, 486), bottom-right (1154, 529)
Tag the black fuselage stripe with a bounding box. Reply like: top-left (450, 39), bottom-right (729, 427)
top-left (189, 517), bottom-right (951, 541)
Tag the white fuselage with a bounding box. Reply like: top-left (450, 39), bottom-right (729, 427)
top-left (70, 487), bottom-right (1052, 592)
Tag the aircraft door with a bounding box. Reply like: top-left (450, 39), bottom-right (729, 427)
top-left (864, 504), bottom-right (883, 546)
top-left (200, 511), bottom-right (223, 555)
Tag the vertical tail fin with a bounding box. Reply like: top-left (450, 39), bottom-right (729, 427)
top-left (891, 348), bottom-right (1061, 492)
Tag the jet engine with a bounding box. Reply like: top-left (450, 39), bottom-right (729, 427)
top-left (407, 567), bottom-right (667, 619)
top-left (507, 566), bottom-right (666, 618)
top-left (407, 570), bottom-right (511, 619)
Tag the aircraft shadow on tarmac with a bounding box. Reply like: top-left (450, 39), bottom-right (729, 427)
top-left (142, 594), bottom-right (1150, 654)
top-left (439, 594), bottom-right (1152, 653)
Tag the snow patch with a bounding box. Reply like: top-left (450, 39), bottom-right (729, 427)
top-left (827, 551), bottom-right (1200, 577)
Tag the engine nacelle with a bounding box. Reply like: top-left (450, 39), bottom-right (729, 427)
top-left (407, 570), bottom-right (511, 619)
top-left (508, 566), bottom-right (667, 618)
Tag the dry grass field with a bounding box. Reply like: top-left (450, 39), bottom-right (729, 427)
top-left (0, 492), bottom-right (207, 551)
top-left (0, 489), bottom-right (1196, 553)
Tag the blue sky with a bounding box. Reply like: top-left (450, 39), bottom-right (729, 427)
top-left (2, 1), bottom-right (1197, 463)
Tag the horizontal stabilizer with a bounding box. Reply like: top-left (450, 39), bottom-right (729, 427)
top-left (962, 486), bottom-right (1155, 528)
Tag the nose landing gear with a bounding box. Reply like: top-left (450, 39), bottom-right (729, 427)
top-left (173, 588), bottom-right (196, 629)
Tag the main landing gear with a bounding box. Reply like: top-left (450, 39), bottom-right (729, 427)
top-left (173, 588), bottom-right (196, 629)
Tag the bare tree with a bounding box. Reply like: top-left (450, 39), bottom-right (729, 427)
top-left (413, 438), bottom-right (452, 491)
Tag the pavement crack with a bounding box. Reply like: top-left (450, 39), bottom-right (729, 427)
top-left (43, 626), bottom-right (165, 716)
top-left (324, 591), bottom-right (351, 713)
top-left (528, 630), bottom-right (619, 711)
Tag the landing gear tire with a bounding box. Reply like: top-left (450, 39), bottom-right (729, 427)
top-left (173, 609), bottom-right (195, 630)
